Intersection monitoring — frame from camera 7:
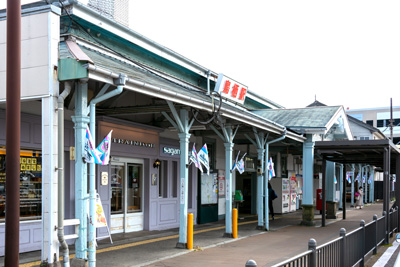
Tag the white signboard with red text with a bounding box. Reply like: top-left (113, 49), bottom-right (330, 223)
top-left (214, 74), bottom-right (248, 104)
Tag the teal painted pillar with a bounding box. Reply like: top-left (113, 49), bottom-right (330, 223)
top-left (177, 110), bottom-right (190, 248)
top-left (264, 144), bottom-right (270, 230)
top-left (257, 148), bottom-right (264, 228)
top-left (364, 166), bottom-right (368, 203)
top-left (351, 164), bottom-right (355, 207)
top-left (72, 80), bottom-right (89, 259)
top-left (302, 135), bottom-right (314, 205)
top-left (224, 139), bottom-right (234, 236)
top-left (326, 161), bottom-right (336, 202)
top-left (370, 167), bottom-right (374, 203)
top-left (339, 164), bottom-right (343, 209)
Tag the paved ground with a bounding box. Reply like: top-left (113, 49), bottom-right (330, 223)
top-left (5, 202), bottom-right (400, 267)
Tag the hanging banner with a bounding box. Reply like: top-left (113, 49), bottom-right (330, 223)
top-left (346, 171), bottom-right (353, 183)
top-left (189, 143), bottom-right (203, 173)
top-left (84, 127), bottom-right (113, 165)
top-left (197, 144), bottom-right (210, 175)
top-left (267, 157), bottom-right (275, 180)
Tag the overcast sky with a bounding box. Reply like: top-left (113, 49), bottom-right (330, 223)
top-left (3, 1), bottom-right (400, 110)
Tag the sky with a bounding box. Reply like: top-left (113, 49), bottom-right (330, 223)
top-left (3, 1), bottom-right (400, 110)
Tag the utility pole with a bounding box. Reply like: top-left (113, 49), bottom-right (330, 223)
top-left (390, 98), bottom-right (394, 141)
top-left (5, 0), bottom-right (21, 266)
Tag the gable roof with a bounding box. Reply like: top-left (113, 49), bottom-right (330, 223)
top-left (252, 106), bottom-right (342, 129)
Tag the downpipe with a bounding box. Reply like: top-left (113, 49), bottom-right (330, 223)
top-left (57, 81), bottom-right (72, 267)
top-left (88, 74), bottom-right (126, 267)
top-left (264, 129), bottom-right (287, 230)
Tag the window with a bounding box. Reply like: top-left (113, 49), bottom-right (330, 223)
top-left (366, 120), bottom-right (373, 126)
top-left (159, 160), bottom-right (168, 198)
top-left (359, 137), bottom-right (370, 140)
top-left (0, 147), bottom-right (42, 222)
top-left (127, 164), bottom-right (142, 212)
top-left (172, 161), bottom-right (178, 198)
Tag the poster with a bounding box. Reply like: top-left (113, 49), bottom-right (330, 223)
top-left (201, 173), bottom-right (218, 205)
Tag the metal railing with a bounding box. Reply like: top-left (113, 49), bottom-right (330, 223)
top-left (245, 207), bottom-right (399, 267)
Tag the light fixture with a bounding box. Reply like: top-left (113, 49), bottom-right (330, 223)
top-left (153, 159), bottom-right (161, 168)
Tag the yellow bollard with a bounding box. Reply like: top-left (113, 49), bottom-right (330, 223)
top-left (187, 213), bottom-right (193, 249)
top-left (233, 208), bottom-right (238, 238)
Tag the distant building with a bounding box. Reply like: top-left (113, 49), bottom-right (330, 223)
top-left (346, 106), bottom-right (400, 144)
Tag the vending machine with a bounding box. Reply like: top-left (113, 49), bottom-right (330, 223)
top-left (270, 178), bottom-right (290, 214)
top-left (289, 176), bottom-right (297, 212)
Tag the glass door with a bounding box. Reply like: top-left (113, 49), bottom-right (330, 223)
top-left (110, 163), bottom-right (125, 233)
top-left (110, 158), bottom-right (144, 233)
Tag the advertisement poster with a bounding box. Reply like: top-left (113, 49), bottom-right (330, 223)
top-left (201, 173), bottom-right (218, 205)
top-left (95, 195), bottom-right (107, 228)
top-left (218, 176), bottom-right (225, 197)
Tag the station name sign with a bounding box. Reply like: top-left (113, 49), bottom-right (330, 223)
top-left (162, 147), bottom-right (181, 156)
top-left (214, 74), bottom-right (248, 104)
top-left (112, 138), bottom-right (155, 148)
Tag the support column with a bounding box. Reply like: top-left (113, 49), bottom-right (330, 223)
top-left (370, 167), bottom-right (375, 203)
top-left (224, 140), bottom-right (234, 237)
top-left (41, 96), bottom-right (59, 264)
top-left (72, 81), bottom-right (89, 260)
top-left (342, 165), bottom-right (346, 220)
top-left (301, 135), bottom-right (315, 226)
top-left (339, 164), bottom-right (343, 210)
top-left (351, 164), bottom-right (355, 207)
top-left (322, 159), bottom-right (326, 227)
top-left (176, 110), bottom-right (190, 248)
top-left (396, 155), bottom-right (400, 229)
top-left (384, 148), bottom-right (389, 244)
top-left (364, 166), bottom-right (368, 204)
top-left (326, 161), bottom-right (337, 219)
top-left (256, 148), bottom-right (264, 229)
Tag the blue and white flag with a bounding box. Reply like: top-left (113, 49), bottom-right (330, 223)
top-left (197, 144), bottom-right (210, 175)
top-left (237, 154), bottom-right (246, 174)
top-left (346, 172), bottom-right (352, 183)
top-left (189, 143), bottom-right (203, 173)
top-left (368, 174), bottom-right (374, 184)
top-left (84, 127), bottom-right (113, 165)
top-left (231, 151), bottom-right (241, 172)
top-left (232, 151), bottom-right (246, 174)
top-left (355, 173), bottom-right (361, 182)
top-left (334, 176), bottom-right (337, 184)
top-left (84, 126), bottom-right (99, 164)
top-left (362, 175), bottom-right (366, 184)
top-left (267, 157), bottom-right (275, 180)
top-left (96, 130), bottom-right (112, 165)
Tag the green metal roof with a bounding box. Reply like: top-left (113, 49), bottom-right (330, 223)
top-left (253, 106), bottom-right (342, 129)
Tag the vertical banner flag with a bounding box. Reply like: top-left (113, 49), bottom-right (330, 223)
top-left (84, 126), bottom-right (98, 163)
top-left (362, 175), bottom-right (366, 184)
top-left (231, 151), bottom-right (241, 172)
top-left (346, 172), bottom-right (352, 183)
top-left (232, 151), bottom-right (246, 174)
top-left (84, 127), bottom-right (113, 165)
top-left (197, 144), bottom-right (210, 175)
top-left (368, 174), bottom-right (373, 184)
top-left (267, 157), bottom-right (275, 180)
top-left (96, 130), bottom-right (113, 165)
top-left (334, 176), bottom-right (337, 184)
top-left (355, 173), bottom-right (361, 182)
top-left (237, 153), bottom-right (246, 174)
top-left (189, 143), bottom-right (203, 173)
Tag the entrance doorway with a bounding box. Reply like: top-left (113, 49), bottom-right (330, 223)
top-left (110, 158), bottom-right (144, 233)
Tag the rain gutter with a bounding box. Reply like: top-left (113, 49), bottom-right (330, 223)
top-left (57, 81), bottom-right (72, 267)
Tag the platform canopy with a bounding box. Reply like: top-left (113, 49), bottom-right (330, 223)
top-left (314, 139), bottom-right (400, 173)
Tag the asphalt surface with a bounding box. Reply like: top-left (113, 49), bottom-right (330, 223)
top-left (5, 202), bottom-right (399, 267)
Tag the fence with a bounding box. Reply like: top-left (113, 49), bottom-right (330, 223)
top-left (245, 206), bottom-right (398, 267)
